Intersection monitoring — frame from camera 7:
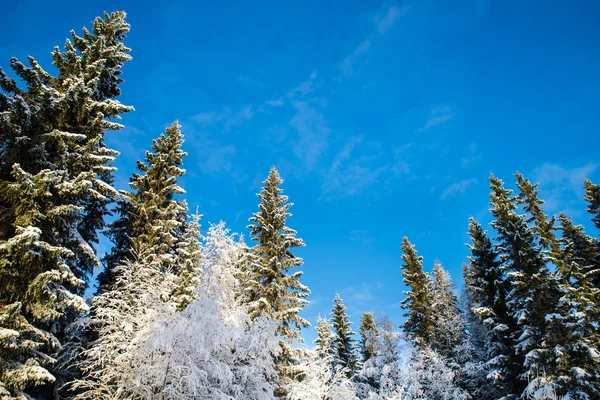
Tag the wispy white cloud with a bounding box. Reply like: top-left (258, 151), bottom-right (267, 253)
top-left (191, 109), bottom-right (229, 125)
top-left (349, 229), bottom-right (376, 244)
top-left (290, 100), bottom-right (330, 170)
top-left (440, 178), bottom-right (478, 200)
top-left (192, 104), bottom-right (254, 130)
top-left (461, 142), bottom-right (482, 168)
top-left (320, 135), bottom-right (386, 199)
top-left (340, 40), bottom-right (371, 78)
top-left (421, 105), bottom-right (456, 131)
top-left (375, 5), bottom-right (407, 34)
top-left (338, 4), bottom-right (408, 79)
top-left (340, 282), bottom-right (385, 312)
top-left (531, 162), bottom-right (599, 213)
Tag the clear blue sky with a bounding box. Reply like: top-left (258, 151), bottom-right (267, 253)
top-left (3, 0), bottom-right (599, 344)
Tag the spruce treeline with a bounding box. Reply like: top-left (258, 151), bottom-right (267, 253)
top-left (395, 173), bottom-right (600, 400)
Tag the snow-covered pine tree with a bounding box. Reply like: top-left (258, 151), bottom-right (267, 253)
top-left (515, 173), bottom-right (600, 398)
top-left (129, 121), bottom-right (187, 273)
top-left (464, 217), bottom-right (516, 397)
top-left (358, 312), bottom-right (377, 363)
top-left (0, 12), bottom-right (132, 397)
top-left (400, 237), bottom-right (434, 347)
top-left (330, 294), bottom-right (360, 378)
top-left (101, 121), bottom-right (187, 287)
top-left (539, 213), bottom-right (600, 399)
top-left (173, 210), bottom-right (203, 311)
top-left (489, 174), bottom-right (561, 398)
top-left (584, 179), bottom-right (600, 230)
top-left (50, 11), bottom-right (134, 281)
top-left (314, 315), bottom-right (335, 361)
top-left (430, 262), bottom-right (464, 361)
top-left (246, 167), bottom-right (310, 392)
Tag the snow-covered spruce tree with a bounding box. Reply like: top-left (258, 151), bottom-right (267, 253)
top-left (173, 210), bottom-right (203, 311)
top-left (515, 173), bottom-right (600, 398)
top-left (0, 12), bottom-right (132, 397)
top-left (584, 179), bottom-right (600, 230)
top-left (314, 315), bottom-right (335, 361)
top-left (126, 223), bottom-right (279, 400)
top-left (400, 237), bottom-right (434, 347)
top-left (330, 294), bottom-right (360, 378)
top-left (100, 121), bottom-right (187, 289)
top-left (489, 174), bottom-right (561, 398)
top-left (430, 262), bottom-right (464, 361)
top-left (464, 217), bottom-right (515, 397)
top-left (128, 121), bottom-right (187, 273)
top-left (537, 213), bottom-right (600, 399)
top-left (246, 166), bottom-right (310, 392)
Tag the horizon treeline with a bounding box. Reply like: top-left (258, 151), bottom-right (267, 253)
top-left (1, 11), bottom-right (599, 400)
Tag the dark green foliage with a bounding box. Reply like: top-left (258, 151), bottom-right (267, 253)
top-left (400, 237), bottom-right (434, 347)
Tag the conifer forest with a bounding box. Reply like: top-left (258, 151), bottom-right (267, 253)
top-left (1, 9), bottom-right (600, 400)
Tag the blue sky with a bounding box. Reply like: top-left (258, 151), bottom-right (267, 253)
top-left (2, 0), bottom-right (599, 344)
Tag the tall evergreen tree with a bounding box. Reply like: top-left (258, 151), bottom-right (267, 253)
top-left (246, 166), bottom-right (310, 392)
top-left (465, 217), bottom-right (516, 396)
top-left (330, 294), bottom-right (360, 378)
top-left (0, 12), bottom-right (132, 397)
top-left (489, 174), bottom-right (560, 397)
top-left (400, 237), bottom-right (434, 347)
top-left (544, 214), bottom-right (600, 399)
top-left (101, 121), bottom-right (187, 284)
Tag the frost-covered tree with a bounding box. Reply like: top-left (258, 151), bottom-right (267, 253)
top-left (246, 167), bottom-right (310, 391)
top-left (197, 222), bottom-right (248, 320)
top-left (360, 315), bottom-right (402, 397)
top-left (0, 11), bottom-right (132, 397)
top-left (314, 315), bottom-right (335, 361)
top-left (286, 350), bottom-right (358, 400)
top-left (401, 344), bottom-right (471, 400)
top-left (400, 237), bottom-right (434, 347)
top-left (358, 312), bottom-right (377, 363)
top-left (128, 299), bottom-right (278, 400)
top-left (67, 247), bottom-right (175, 399)
top-left (124, 220), bottom-right (278, 400)
top-left (430, 262), bottom-right (464, 361)
top-left (584, 179), bottom-right (600, 230)
top-left (173, 210), bottom-right (203, 311)
top-left (330, 294), bottom-right (360, 378)
top-left (489, 174), bottom-right (560, 397)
